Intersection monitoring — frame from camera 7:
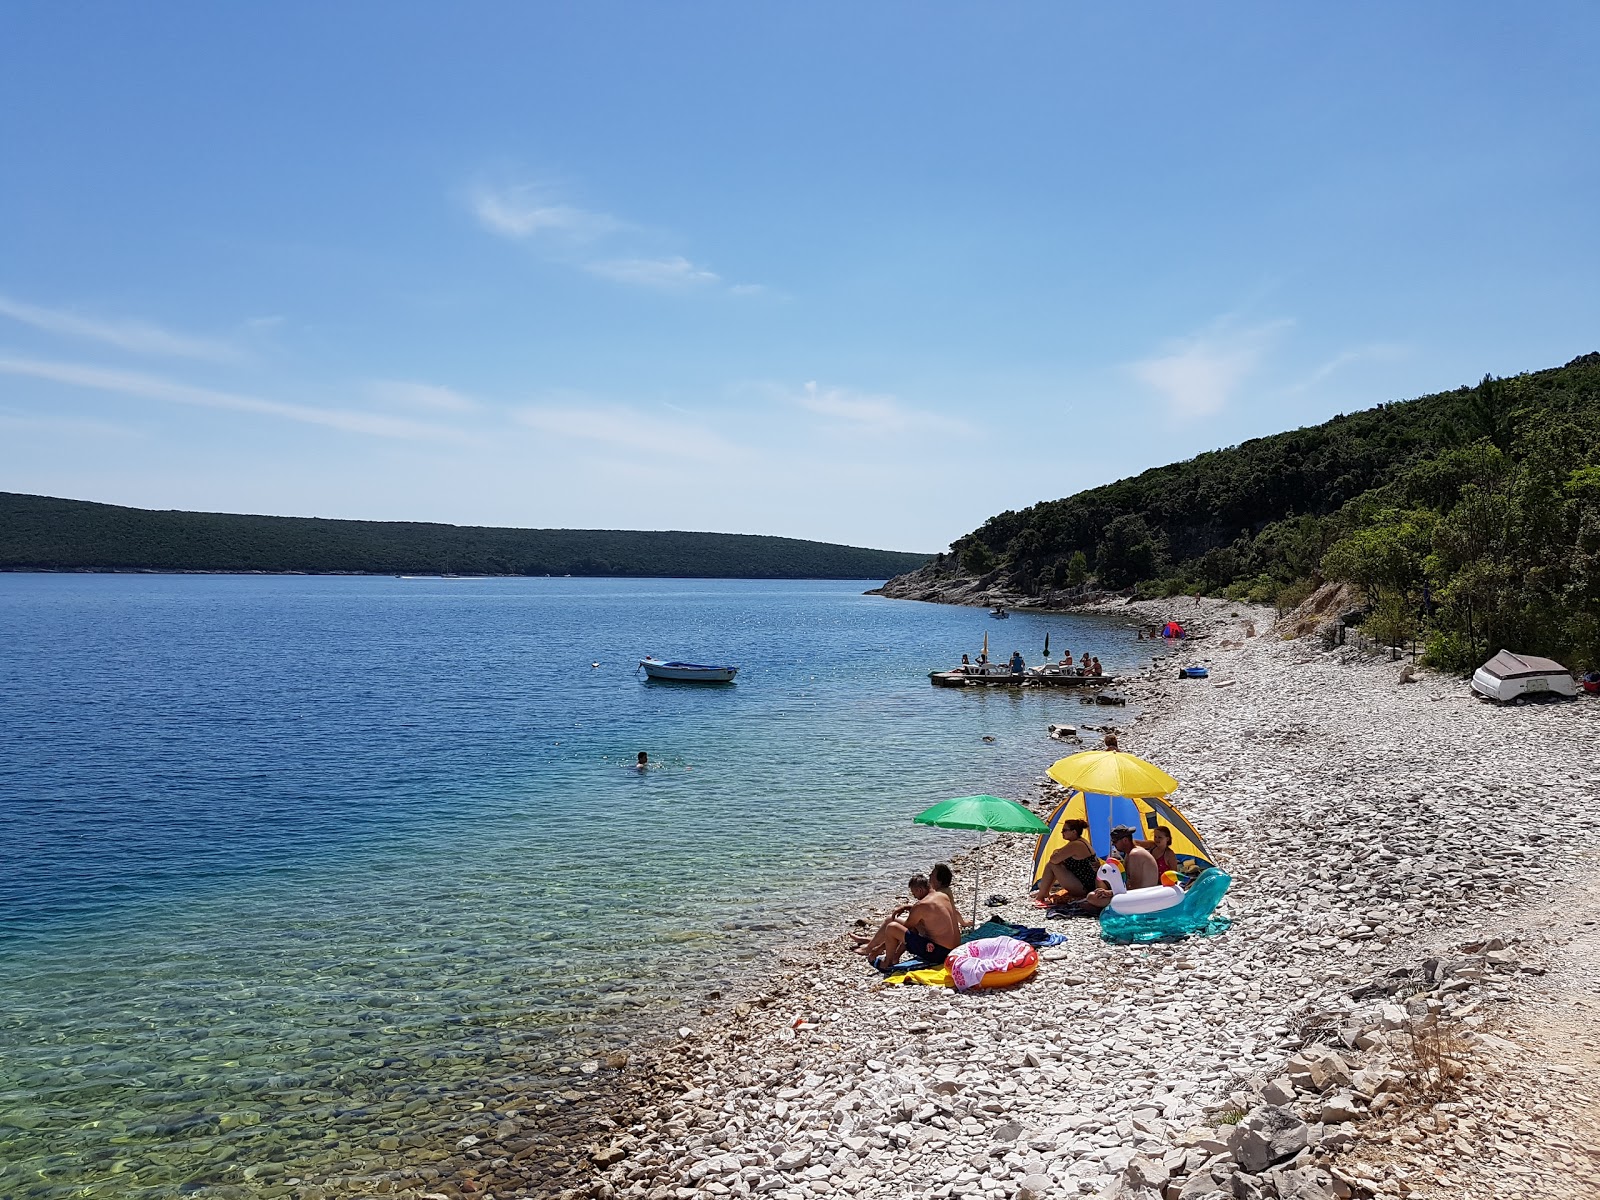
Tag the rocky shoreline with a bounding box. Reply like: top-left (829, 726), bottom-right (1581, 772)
top-left (867, 561), bottom-right (1093, 611)
top-left (406, 597), bottom-right (1598, 1200)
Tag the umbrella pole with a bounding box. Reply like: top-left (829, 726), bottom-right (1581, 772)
top-left (971, 836), bottom-right (984, 929)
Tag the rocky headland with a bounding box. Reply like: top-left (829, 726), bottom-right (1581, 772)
top-left (405, 598), bottom-right (1599, 1200)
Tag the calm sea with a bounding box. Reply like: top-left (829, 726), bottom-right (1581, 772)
top-left (0, 575), bottom-right (1143, 1197)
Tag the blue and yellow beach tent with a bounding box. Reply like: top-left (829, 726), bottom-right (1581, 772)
top-left (1031, 789), bottom-right (1216, 887)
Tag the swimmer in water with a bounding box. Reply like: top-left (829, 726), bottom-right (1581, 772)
top-left (636, 751), bottom-right (649, 771)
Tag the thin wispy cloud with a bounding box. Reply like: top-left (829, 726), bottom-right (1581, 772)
top-left (469, 183), bottom-right (629, 243)
top-left (584, 256), bottom-right (721, 290)
top-left (516, 401), bottom-right (743, 462)
top-left (1130, 319), bottom-right (1292, 418)
top-left (1285, 343), bottom-right (1409, 394)
top-left (792, 380), bottom-right (972, 437)
top-left (467, 178), bottom-right (758, 295)
top-left (366, 379), bottom-right (482, 414)
top-left (0, 356), bottom-right (469, 442)
top-left (0, 408), bottom-right (141, 438)
top-left (0, 293), bottom-right (241, 363)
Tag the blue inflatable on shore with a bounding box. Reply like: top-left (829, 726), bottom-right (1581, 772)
top-left (1099, 868), bottom-right (1232, 943)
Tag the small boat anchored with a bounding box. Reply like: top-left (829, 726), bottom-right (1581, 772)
top-left (638, 657), bottom-right (739, 683)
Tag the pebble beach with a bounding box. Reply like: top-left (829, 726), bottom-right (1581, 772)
top-left (465, 597), bottom-right (1600, 1200)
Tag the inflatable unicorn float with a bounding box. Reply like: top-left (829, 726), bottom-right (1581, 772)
top-left (1094, 860), bottom-right (1232, 942)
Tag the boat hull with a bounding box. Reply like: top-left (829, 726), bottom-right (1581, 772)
top-left (640, 659), bottom-right (739, 683)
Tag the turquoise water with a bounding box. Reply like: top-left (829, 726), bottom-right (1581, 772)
top-left (0, 576), bottom-right (1140, 1197)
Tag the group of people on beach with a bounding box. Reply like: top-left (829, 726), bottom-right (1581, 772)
top-left (854, 731), bottom-right (1199, 969)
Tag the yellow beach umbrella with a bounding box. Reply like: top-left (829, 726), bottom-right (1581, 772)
top-left (1045, 749), bottom-right (1178, 799)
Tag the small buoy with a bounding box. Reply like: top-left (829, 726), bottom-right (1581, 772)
top-left (981, 735), bottom-right (997, 743)
top-left (592, 662), bottom-right (600, 668)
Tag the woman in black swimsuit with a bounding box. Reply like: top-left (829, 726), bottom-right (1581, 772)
top-left (1036, 818), bottom-right (1100, 902)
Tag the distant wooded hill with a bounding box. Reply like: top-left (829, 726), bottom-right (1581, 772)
top-left (0, 493), bottom-right (932, 579)
top-left (893, 352), bottom-right (1600, 671)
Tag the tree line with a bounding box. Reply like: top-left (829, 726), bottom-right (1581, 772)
top-left (925, 352), bottom-right (1600, 671)
top-left (0, 493), bottom-right (932, 580)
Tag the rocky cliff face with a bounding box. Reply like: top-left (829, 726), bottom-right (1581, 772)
top-left (869, 559), bottom-right (1118, 609)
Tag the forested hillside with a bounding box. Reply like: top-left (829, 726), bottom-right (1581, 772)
top-left (892, 353), bottom-right (1600, 671)
top-left (0, 493), bottom-right (930, 579)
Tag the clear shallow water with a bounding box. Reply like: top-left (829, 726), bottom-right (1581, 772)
top-left (0, 576), bottom-right (1142, 1197)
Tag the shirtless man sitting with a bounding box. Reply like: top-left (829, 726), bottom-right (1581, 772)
top-left (854, 872), bottom-right (962, 971)
top-left (1108, 824), bottom-right (1160, 889)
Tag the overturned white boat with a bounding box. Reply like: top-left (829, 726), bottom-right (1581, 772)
top-left (639, 657), bottom-right (739, 683)
top-left (1470, 649), bottom-right (1576, 703)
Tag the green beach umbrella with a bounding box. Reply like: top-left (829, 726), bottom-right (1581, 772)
top-left (913, 795), bottom-right (1049, 924)
top-left (914, 794), bottom-right (1050, 836)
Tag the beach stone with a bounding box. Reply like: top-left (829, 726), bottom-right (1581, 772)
top-left (1125, 1155), bottom-right (1170, 1190)
top-left (1318, 1095), bottom-right (1360, 1124)
top-left (1227, 1107), bottom-right (1307, 1174)
top-left (1259, 1078), bottom-right (1296, 1106)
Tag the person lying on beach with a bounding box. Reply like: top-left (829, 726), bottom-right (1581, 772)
top-left (1035, 818), bottom-right (1100, 903)
top-left (1109, 824), bottom-right (1160, 889)
top-left (856, 873), bottom-right (962, 970)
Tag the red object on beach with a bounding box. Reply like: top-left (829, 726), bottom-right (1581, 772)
top-left (1162, 621), bottom-right (1185, 639)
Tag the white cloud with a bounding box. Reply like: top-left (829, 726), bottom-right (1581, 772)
top-left (515, 401), bottom-right (743, 462)
top-left (0, 356), bottom-right (471, 442)
top-left (583, 256), bottom-right (721, 289)
top-left (469, 183), bottom-right (628, 243)
top-left (792, 380), bottom-right (972, 436)
top-left (0, 293), bottom-right (241, 363)
top-left (366, 379), bottom-right (481, 413)
top-left (1130, 320), bottom-right (1291, 418)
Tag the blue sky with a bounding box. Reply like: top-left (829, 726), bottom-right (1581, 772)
top-left (2, 3), bottom-right (1596, 552)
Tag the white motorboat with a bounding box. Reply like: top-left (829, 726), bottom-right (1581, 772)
top-left (639, 657), bottom-right (739, 683)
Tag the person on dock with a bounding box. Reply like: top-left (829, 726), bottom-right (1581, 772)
top-left (1079, 652), bottom-right (1092, 673)
top-left (1009, 649), bottom-right (1026, 675)
top-left (1109, 824), bottom-right (1160, 889)
top-left (1090, 657), bottom-right (1103, 676)
top-left (1035, 818), bottom-right (1100, 903)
